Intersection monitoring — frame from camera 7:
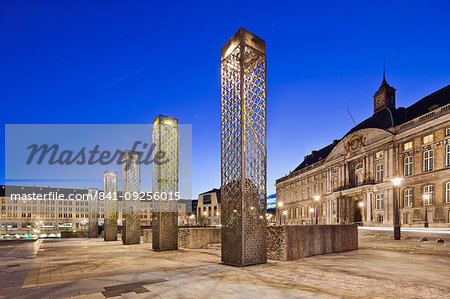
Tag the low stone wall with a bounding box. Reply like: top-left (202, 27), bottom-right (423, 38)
top-left (142, 227), bottom-right (221, 249)
top-left (60, 231), bottom-right (89, 238)
top-left (179, 227), bottom-right (221, 249)
top-left (267, 224), bottom-right (358, 261)
top-left (142, 229), bottom-right (152, 243)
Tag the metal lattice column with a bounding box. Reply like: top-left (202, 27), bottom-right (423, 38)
top-left (220, 28), bottom-right (267, 266)
top-left (122, 151), bottom-right (141, 245)
top-left (104, 170), bottom-right (118, 241)
top-left (152, 115), bottom-right (179, 251)
top-left (88, 188), bottom-right (99, 238)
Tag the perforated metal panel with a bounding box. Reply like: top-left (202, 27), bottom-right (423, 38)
top-left (104, 171), bottom-right (118, 241)
top-left (88, 188), bottom-right (99, 238)
top-left (152, 115), bottom-right (179, 251)
top-left (121, 151), bottom-right (141, 244)
top-left (221, 28), bottom-right (267, 266)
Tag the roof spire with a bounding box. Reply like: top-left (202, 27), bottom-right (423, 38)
top-left (383, 53), bottom-right (386, 82)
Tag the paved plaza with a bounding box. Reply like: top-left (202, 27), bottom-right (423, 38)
top-left (0, 234), bottom-right (449, 299)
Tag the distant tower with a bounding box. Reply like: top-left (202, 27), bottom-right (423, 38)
top-left (121, 151), bottom-right (141, 245)
top-left (220, 27), bottom-right (267, 266)
top-left (88, 188), bottom-right (99, 238)
top-left (152, 115), bottom-right (179, 251)
top-left (103, 170), bottom-right (118, 241)
top-left (373, 68), bottom-right (396, 114)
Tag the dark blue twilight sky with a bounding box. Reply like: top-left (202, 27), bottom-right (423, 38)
top-left (1, 1), bottom-right (449, 197)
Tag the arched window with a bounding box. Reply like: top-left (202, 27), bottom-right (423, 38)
top-left (355, 163), bottom-right (364, 185)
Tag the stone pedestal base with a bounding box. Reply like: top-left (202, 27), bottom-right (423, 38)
top-left (104, 218), bottom-right (118, 241)
top-left (88, 219), bottom-right (99, 238)
top-left (152, 212), bottom-right (178, 251)
top-left (122, 212), bottom-right (140, 245)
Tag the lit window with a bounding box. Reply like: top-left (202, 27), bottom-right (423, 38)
top-left (404, 188), bottom-right (413, 207)
top-left (446, 182), bottom-right (450, 203)
top-left (423, 134), bottom-right (433, 144)
top-left (423, 185), bottom-right (434, 205)
top-left (375, 151), bottom-right (383, 160)
top-left (333, 167), bottom-right (339, 174)
top-left (446, 128), bottom-right (450, 136)
top-left (376, 164), bottom-right (384, 182)
top-left (446, 144), bottom-right (450, 167)
top-left (308, 177), bottom-right (312, 183)
top-left (376, 193), bottom-right (384, 210)
top-left (322, 203), bottom-right (326, 215)
top-left (404, 156), bottom-right (413, 176)
top-left (403, 141), bottom-right (413, 151)
top-left (423, 149), bottom-right (434, 172)
top-left (301, 206), bottom-right (305, 217)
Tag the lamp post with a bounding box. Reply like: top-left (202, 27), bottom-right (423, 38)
top-left (277, 202), bottom-right (283, 225)
top-left (314, 196), bottom-right (320, 225)
top-left (423, 194), bottom-right (430, 228)
top-left (282, 210), bottom-right (288, 225)
top-left (309, 207), bottom-right (314, 225)
top-left (391, 177), bottom-right (403, 240)
top-left (358, 201), bottom-right (365, 225)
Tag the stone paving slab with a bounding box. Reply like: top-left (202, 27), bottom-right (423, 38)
top-left (0, 237), bottom-right (449, 298)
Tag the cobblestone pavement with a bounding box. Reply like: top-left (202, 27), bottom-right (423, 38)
top-left (0, 235), bottom-right (449, 298)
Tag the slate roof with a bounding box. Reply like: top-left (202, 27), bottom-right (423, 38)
top-left (199, 188), bottom-right (221, 203)
top-left (291, 84), bottom-right (450, 173)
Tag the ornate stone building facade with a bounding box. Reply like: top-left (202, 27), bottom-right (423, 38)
top-left (276, 80), bottom-right (450, 228)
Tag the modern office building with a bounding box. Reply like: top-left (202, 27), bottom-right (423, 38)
top-left (0, 185), bottom-right (192, 237)
top-left (197, 188), bottom-right (221, 225)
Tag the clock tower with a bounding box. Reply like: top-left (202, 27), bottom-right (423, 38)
top-left (373, 72), bottom-right (396, 114)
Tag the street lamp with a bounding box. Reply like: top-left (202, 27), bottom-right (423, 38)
top-left (282, 210), bottom-right (288, 225)
top-left (423, 194), bottom-right (430, 228)
top-left (358, 201), bottom-right (365, 225)
top-left (314, 196), bottom-right (320, 225)
top-left (309, 207), bottom-right (315, 225)
top-left (391, 177), bottom-right (403, 240)
top-left (277, 202), bottom-right (284, 224)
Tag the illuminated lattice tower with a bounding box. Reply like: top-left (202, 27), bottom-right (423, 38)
top-left (121, 151), bottom-right (141, 245)
top-left (152, 115), bottom-right (179, 251)
top-left (88, 188), bottom-right (99, 238)
top-left (104, 170), bottom-right (118, 241)
top-left (220, 27), bottom-right (267, 266)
